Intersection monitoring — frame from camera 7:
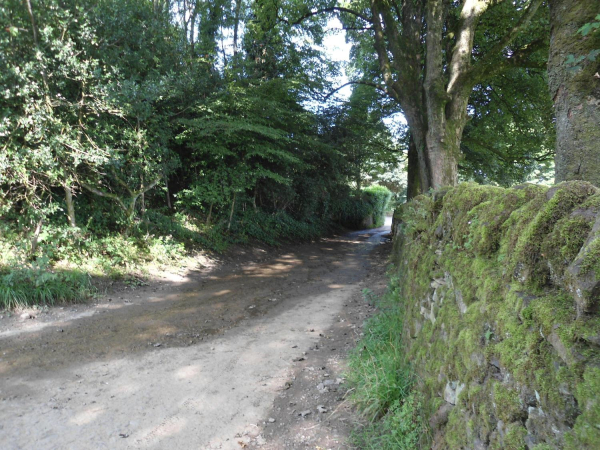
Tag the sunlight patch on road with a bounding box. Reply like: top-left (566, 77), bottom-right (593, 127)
top-left (175, 364), bottom-right (202, 380)
top-left (0, 310), bottom-right (96, 339)
top-left (212, 289), bottom-right (232, 297)
top-left (70, 406), bottom-right (105, 426)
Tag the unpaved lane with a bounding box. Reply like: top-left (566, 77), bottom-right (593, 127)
top-left (0, 225), bottom-right (389, 449)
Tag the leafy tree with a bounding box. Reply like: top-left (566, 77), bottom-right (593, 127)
top-left (1, 0), bottom-right (115, 239)
top-left (324, 85), bottom-right (405, 191)
top-left (461, 68), bottom-right (555, 186)
top-left (290, 0), bottom-right (549, 195)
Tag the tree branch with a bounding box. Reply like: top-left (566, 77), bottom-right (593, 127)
top-left (467, 0), bottom-right (545, 84)
top-left (81, 182), bottom-right (128, 213)
top-left (370, 0), bottom-right (402, 102)
top-left (377, 0), bottom-right (410, 75)
top-left (485, 0), bottom-right (544, 64)
top-left (133, 177), bottom-right (162, 197)
top-left (470, 38), bottom-right (547, 84)
top-left (339, 26), bottom-right (374, 32)
top-left (285, 7), bottom-right (372, 25)
top-left (324, 80), bottom-right (389, 100)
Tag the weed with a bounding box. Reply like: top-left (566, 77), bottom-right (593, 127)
top-left (0, 259), bottom-right (94, 310)
top-left (347, 285), bottom-right (426, 447)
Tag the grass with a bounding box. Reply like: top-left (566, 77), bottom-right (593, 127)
top-left (0, 259), bottom-right (94, 310)
top-left (0, 207), bottom-right (332, 310)
top-left (347, 284), bottom-right (426, 448)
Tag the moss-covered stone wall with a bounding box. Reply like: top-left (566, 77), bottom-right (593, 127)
top-left (393, 182), bottom-right (600, 449)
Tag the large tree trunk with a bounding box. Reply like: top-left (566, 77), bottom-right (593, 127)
top-left (424, 0), bottom-right (458, 190)
top-left (365, 0), bottom-right (544, 197)
top-left (549, 0), bottom-right (600, 186)
top-left (406, 134), bottom-right (422, 200)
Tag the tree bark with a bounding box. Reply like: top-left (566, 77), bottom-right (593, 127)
top-left (64, 185), bottom-right (77, 227)
top-left (30, 218), bottom-right (43, 256)
top-left (207, 202), bottom-right (213, 225)
top-left (406, 134), bottom-right (422, 200)
top-left (549, 0), bottom-right (600, 186)
top-left (423, 0), bottom-right (459, 189)
top-left (165, 175), bottom-right (172, 209)
top-left (227, 192), bottom-right (237, 231)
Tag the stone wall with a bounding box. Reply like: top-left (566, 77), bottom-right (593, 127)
top-left (393, 182), bottom-right (600, 449)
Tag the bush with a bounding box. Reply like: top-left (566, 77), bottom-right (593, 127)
top-left (230, 209), bottom-right (325, 245)
top-left (363, 185), bottom-right (393, 227)
top-left (337, 185), bottom-right (392, 229)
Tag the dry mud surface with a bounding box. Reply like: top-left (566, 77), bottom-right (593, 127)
top-left (0, 223), bottom-right (392, 449)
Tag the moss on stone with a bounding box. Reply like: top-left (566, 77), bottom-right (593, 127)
top-left (394, 182), bottom-right (600, 449)
top-left (445, 408), bottom-right (471, 448)
top-left (493, 383), bottom-right (524, 423)
top-left (509, 182), bottom-right (597, 287)
top-left (566, 367), bottom-right (600, 448)
top-left (502, 423), bottom-right (528, 450)
top-left (580, 237), bottom-right (600, 277)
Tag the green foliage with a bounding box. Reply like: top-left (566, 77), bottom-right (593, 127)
top-left (363, 185), bottom-right (393, 226)
top-left (394, 182), bottom-right (600, 448)
top-left (230, 209), bottom-right (325, 245)
top-left (347, 282), bottom-right (425, 448)
top-left (566, 13), bottom-right (600, 72)
top-left (0, 259), bottom-right (93, 309)
top-left (338, 186), bottom-right (392, 229)
top-left (351, 393), bottom-right (424, 450)
top-left (579, 14), bottom-right (600, 37)
top-left (462, 70), bottom-right (555, 186)
top-left (321, 85), bottom-right (406, 193)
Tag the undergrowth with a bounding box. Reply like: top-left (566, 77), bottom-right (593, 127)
top-left (0, 258), bottom-right (93, 309)
top-left (347, 283), bottom-right (426, 449)
top-left (0, 208), bottom-right (332, 309)
top-left (0, 187), bottom-right (386, 309)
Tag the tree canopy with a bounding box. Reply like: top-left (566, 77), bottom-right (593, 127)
top-left (0, 0), bottom-right (597, 271)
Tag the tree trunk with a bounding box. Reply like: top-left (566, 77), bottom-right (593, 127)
top-left (227, 192), bottom-right (237, 231)
top-left (406, 134), bottom-right (422, 200)
top-left (207, 202), bottom-right (213, 225)
top-left (30, 218), bottom-right (43, 256)
top-left (64, 185), bottom-right (77, 227)
top-left (549, 0), bottom-right (600, 186)
top-left (165, 175), bottom-right (172, 209)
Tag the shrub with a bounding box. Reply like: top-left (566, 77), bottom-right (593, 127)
top-left (337, 185), bottom-right (393, 229)
top-left (363, 185), bottom-right (393, 227)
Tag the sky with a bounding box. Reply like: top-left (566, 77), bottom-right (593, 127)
top-left (321, 18), bottom-right (353, 101)
top-left (320, 18), bottom-right (407, 130)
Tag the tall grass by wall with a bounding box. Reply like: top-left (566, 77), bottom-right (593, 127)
top-left (347, 286), bottom-right (427, 449)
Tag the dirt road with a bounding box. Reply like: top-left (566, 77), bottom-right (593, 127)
top-left (0, 223), bottom-right (391, 450)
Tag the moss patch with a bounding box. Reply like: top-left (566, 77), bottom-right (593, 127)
top-left (394, 182), bottom-right (600, 449)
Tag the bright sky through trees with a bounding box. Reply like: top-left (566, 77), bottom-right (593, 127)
top-left (321, 18), bottom-right (352, 100)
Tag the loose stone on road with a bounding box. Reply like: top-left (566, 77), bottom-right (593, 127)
top-left (0, 222), bottom-right (392, 449)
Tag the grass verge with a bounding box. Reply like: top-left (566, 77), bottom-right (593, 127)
top-left (347, 282), bottom-right (426, 449)
top-left (0, 259), bottom-right (94, 310)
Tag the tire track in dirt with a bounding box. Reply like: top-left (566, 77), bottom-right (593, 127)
top-left (0, 224), bottom-right (390, 449)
